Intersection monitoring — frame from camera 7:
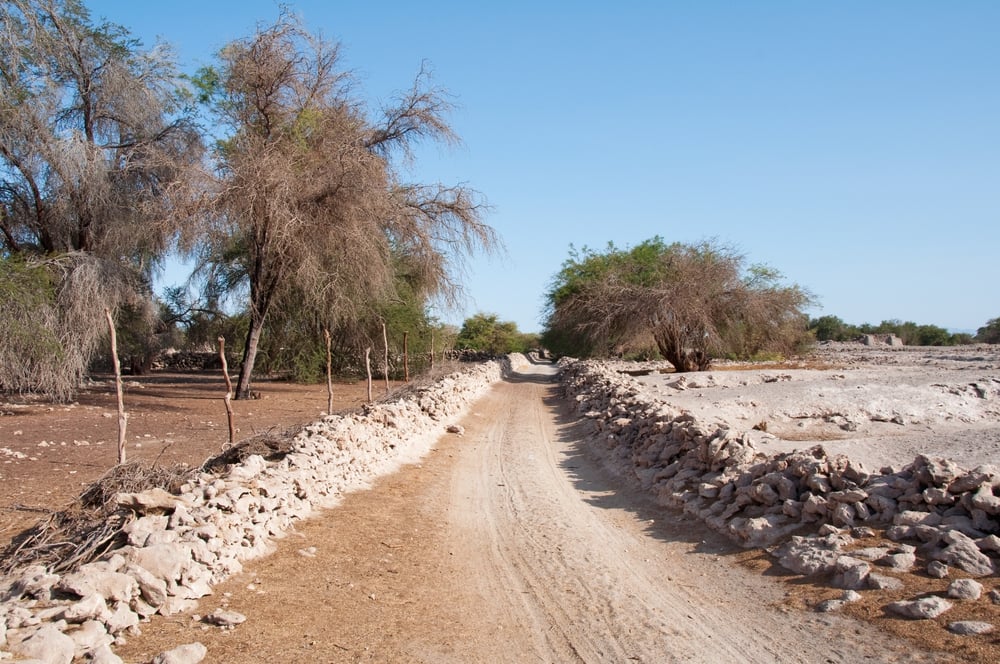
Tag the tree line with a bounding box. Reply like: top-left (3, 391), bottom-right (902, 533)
top-left (0, 0), bottom-right (498, 401)
top-left (3, 2), bottom-right (995, 399)
top-left (809, 316), bottom-right (999, 347)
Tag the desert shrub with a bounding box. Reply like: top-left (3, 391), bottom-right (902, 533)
top-left (977, 318), bottom-right (1000, 344)
top-left (0, 255), bottom-right (137, 401)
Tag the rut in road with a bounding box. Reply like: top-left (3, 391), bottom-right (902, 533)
top-left (117, 361), bottom-right (938, 663)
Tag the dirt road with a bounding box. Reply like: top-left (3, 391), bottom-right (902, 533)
top-left (117, 362), bottom-right (940, 663)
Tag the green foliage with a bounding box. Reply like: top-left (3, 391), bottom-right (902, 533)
top-left (0, 258), bottom-right (69, 398)
top-left (0, 0), bottom-right (204, 399)
top-left (456, 313), bottom-right (536, 355)
top-left (977, 318), bottom-right (1000, 344)
top-left (809, 317), bottom-right (975, 346)
top-left (543, 237), bottom-right (813, 370)
top-left (809, 315), bottom-right (860, 342)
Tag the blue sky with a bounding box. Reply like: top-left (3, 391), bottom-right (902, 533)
top-left (88, 1), bottom-right (998, 333)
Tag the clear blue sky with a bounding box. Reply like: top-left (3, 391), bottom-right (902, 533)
top-left (89, 0), bottom-right (998, 334)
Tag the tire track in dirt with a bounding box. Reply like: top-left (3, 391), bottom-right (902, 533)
top-left (116, 362), bottom-right (945, 663)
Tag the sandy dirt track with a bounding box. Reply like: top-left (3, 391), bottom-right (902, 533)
top-left (116, 361), bottom-right (937, 663)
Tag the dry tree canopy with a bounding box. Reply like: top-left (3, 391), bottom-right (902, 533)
top-left (543, 237), bottom-right (814, 371)
top-left (0, 0), bottom-right (206, 400)
top-left (193, 13), bottom-right (499, 399)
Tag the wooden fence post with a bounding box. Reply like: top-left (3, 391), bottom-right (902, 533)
top-left (105, 309), bottom-right (127, 465)
top-left (218, 336), bottom-right (236, 447)
top-left (365, 347), bottom-right (373, 403)
top-left (382, 322), bottom-right (390, 396)
top-left (403, 331), bottom-right (409, 382)
top-left (324, 328), bottom-right (334, 414)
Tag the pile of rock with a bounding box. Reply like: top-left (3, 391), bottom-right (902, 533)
top-left (0, 357), bottom-right (517, 664)
top-left (560, 360), bottom-right (999, 624)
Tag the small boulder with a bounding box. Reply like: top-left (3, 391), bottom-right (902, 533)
top-left (773, 536), bottom-right (841, 575)
top-left (947, 579), bottom-right (984, 601)
top-left (868, 573), bottom-right (904, 591)
top-left (116, 487), bottom-right (181, 514)
top-left (927, 561), bottom-right (949, 579)
top-left (152, 642), bottom-right (208, 664)
top-left (880, 551), bottom-right (917, 572)
top-left (947, 621), bottom-right (994, 636)
top-left (887, 596), bottom-right (953, 619)
top-left (833, 556), bottom-right (870, 590)
top-left (935, 531), bottom-right (996, 577)
top-left (10, 624), bottom-right (76, 664)
top-left (203, 608), bottom-right (247, 627)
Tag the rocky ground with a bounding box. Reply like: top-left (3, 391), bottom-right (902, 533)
top-left (628, 342), bottom-right (1000, 472)
top-left (562, 341), bottom-right (1000, 661)
top-left (0, 373), bottom-right (403, 544)
top-left (2, 344), bottom-right (999, 663)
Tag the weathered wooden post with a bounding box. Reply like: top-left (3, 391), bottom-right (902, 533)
top-left (218, 336), bottom-right (236, 447)
top-left (104, 309), bottom-right (127, 465)
top-left (324, 328), bottom-right (334, 414)
top-left (403, 331), bottom-right (410, 382)
top-left (365, 347), bottom-right (373, 403)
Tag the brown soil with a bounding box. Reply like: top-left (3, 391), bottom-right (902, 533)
top-left (0, 372), bottom-right (384, 545)
top-left (116, 365), bottom-right (939, 663)
top-left (3, 358), bottom-right (998, 662)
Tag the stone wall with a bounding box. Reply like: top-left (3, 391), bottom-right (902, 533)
top-left (560, 360), bottom-right (1000, 581)
top-left (0, 356), bottom-right (523, 664)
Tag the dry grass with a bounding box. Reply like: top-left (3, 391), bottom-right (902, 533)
top-left (0, 461), bottom-right (194, 577)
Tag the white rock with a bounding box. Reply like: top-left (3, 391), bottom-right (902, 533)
top-left (88, 644), bottom-right (125, 664)
top-left (58, 568), bottom-right (137, 604)
top-left (122, 515), bottom-right (169, 547)
top-left (948, 621), bottom-right (994, 635)
top-left (63, 593), bottom-right (112, 624)
top-left (104, 604), bottom-right (140, 636)
top-left (815, 598), bottom-right (846, 612)
top-left (204, 608), bottom-right (246, 627)
top-left (833, 556), bottom-right (870, 590)
top-left (935, 530), bottom-right (996, 577)
top-left (774, 537), bottom-right (840, 575)
top-left (880, 551), bottom-right (916, 572)
top-left (867, 573), bottom-right (904, 591)
top-left (894, 510), bottom-right (941, 527)
top-left (7, 565), bottom-right (60, 600)
top-left (152, 642), bottom-right (208, 664)
top-left (125, 543), bottom-right (191, 584)
top-left (116, 487), bottom-right (182, 514)
top-left (68, 620), bottom-right (113, 658)
top-left (125, 563), bottom-right (168, 607)
top-left (10, 624), bottom-right (76, 664)
top-left (927, 561), bottom-right (949, 578)
top-left (947, 578), bottom-right (984, 600)
top-left (887, 596), bottom-right (953, 619)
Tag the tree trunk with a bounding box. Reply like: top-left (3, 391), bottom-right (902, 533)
top-left (653, 325), bottom-right (708, 373)
top-left (235, 313), bottom-right (265, 399)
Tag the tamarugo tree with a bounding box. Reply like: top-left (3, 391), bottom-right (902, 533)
top-left (195, 13), bottom-right (497, 399)
top-left (542, 237), bottom-right (813, 371)
top-left (0, 0), bottom-right (203, 400)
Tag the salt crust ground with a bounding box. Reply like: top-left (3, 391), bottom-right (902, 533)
top-left (627, 343), bottom-right (1000, 472)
